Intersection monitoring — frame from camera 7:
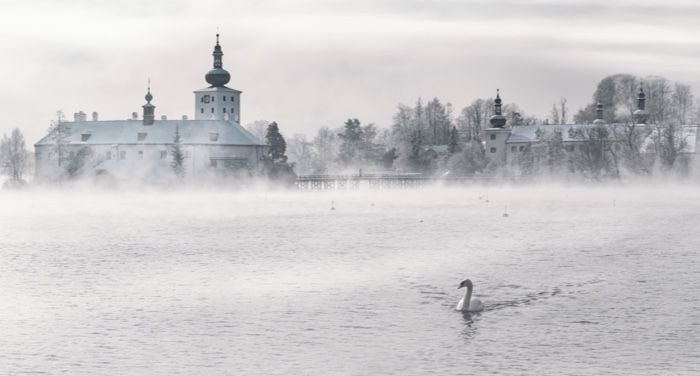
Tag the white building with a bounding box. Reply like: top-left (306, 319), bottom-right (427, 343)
top-left (484, 88), bottom-right (700, 172)
top-left (34, 34), bottom-right (266, 183)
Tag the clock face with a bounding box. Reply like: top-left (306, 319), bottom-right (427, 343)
top-left (203, 95), bottom-right (211, 103)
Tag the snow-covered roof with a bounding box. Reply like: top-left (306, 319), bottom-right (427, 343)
top-left (35, 119), bottom-right (265, 147)
top-left (505, 123), bottom-right (641, 143)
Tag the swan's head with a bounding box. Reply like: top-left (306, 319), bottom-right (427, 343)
top-left (458, 279), bottom-right (473, 289)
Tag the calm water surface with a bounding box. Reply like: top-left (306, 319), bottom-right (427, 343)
top-left (1, 186), bottom-right (699, 375)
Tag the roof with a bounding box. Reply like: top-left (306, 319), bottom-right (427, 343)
top-left (193, 86), bottom-right (242, 93)
top-left (35, 119), bottom-right (265, 147)
top-left (505, 123), bottom-right (642, 143)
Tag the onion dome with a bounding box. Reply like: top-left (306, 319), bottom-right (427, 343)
top-left (489, 89), bottom-right (507, 128)
top-left (205, 33), bottom-right (231, 87)
top-left (142, 82), bottom-right (155, 125)
top-left (633, 86), bottom-right (650, 124)
top-left (593, 102), bottom-right (605, 125)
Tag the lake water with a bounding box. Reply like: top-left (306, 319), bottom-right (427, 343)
top-left (1, 185), bottom-right (699, 375)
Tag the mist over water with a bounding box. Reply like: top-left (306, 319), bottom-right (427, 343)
top-left (1, 185), bottom-right (699, 375)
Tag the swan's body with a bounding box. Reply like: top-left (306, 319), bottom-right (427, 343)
top-left (456, 279), bottom-right (484, 312)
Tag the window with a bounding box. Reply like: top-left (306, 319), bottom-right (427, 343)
top-left (209, 133), bottom-right (219, 142)
top-left (160, 150), bottom-right (167, 159)
top-left (200, 108), bottom-right (204, 114)
top-left (223, 96), bottom-right (226, 102)
top-left (490, 147), bottom-right (496, 153)
top-left (566, 145), bottom-right (574, 152)
top-left (211, 108), bottom-right (215, 113)
top-left (231, 96), bottom-right (234, 102)
top-left (106, 151), bottom-right (112, 160)
top-left (138, 151), bottom-right (144, 159)
top-left (120, 151), bottom-right (126, 160)
top-left (511, 146), bottom-right (516, 152)
top-left (519, 146), bottom-right (525, 152)
top-left (223, 108), bottom-right (227, 113)
top-left (81, 133), bottom-right (91, 142)
top-left (210, 159), bottom-right (218, 167)
top-left (490, 134), bottom-right (496, 140)
top-left (212, 96), bottom-right (215, 102)
top-left (137, 132), bottom-right (147, 141)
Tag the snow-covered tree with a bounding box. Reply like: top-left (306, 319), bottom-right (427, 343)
top-left (0, 128), bottom-right (30, 185)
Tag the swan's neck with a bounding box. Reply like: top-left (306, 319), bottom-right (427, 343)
top-left (463, 285), bottom-right (473, 308)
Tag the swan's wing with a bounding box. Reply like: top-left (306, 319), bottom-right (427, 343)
top-left (470, 298), bottom-right (484, 312)
top-left (456, 296), bottom-right (465, 311)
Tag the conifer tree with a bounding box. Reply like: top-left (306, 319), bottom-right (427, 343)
top-left (265, 122), bottom-right (288, 162)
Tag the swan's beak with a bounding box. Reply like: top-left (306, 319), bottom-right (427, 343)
top-left (457, 284), bottom-right (463, 289)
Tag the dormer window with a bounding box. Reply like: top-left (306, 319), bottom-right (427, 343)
top-left (81, 133), bottom-right (91, 142)
top-left (209, 133), bottom-right (219, 141)
top-left (137, 132), bottom-right (147, 141)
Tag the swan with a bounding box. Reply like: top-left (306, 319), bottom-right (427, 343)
top-left (456, 279), bottom-right (484, 312)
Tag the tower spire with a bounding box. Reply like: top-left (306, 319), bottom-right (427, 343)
top-left (489, 88), bottom-right (506, 128)
top-left (633, 82), bottom-right (650, 124)
top-left (205, 33), bottom-right (230, 87)
top-left (143, 79), bottom-right (155, 125)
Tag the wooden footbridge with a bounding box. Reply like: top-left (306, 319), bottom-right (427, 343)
top-left (295, 173), bottom-right (491, 190)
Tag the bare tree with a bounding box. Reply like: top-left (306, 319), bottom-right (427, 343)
top-left (549, 104), bottom-right (560, 124)
top-left (559, 97), bottom-right (568, 124)
top-left (0, 128), bottom-right (30, 184)
top-left (672, 83), bottom-right (693, 125)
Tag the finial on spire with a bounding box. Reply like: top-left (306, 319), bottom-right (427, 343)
top-left (145, 78), bottom-right (153, 103)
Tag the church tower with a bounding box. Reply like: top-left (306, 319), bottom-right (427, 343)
top-left (194, 34), bottom-right (242, 122)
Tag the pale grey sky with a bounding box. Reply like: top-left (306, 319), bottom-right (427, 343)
top-left (1, 0), bottom-right (699, 144)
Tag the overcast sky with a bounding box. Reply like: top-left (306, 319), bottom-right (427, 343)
top-left (2, 0), bottom-right (700, 144)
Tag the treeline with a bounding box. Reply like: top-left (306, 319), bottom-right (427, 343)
top-left (255, 73), bottom-right (700, 180)
top-left (253, 96), bottom-right (541, 176)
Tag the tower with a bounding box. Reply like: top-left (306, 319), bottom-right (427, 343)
top-left (484, 89), bottom-right (511, 165)
top-left (194, 33), bottom-right (242, 122)
top-left (142, 83), bottom-right (155, 125)
top-left (633, 85), bottom-right (650, 124)
top-left (593, 102), bottom-right (605, 125)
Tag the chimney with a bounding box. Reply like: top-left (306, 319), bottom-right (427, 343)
top-left (78, 111), bottom-right (87, 122)
top-left (161, 115), bottom-right (167, 120)
top-left (132, 112), bottom-right (138, 120)
top-left (182, 115), bottom-right (188, 120)
top-left (74, 112), bottom-right (80, 122)
top-left (92, 111), bottom-right (98, 121)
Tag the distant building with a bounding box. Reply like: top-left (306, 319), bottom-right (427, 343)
top-left (484, 88), bottom-right (700, 171)
top-left (34, 34), bottom-right (266, 183)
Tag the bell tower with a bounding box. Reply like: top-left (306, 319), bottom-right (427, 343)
top-left (194, 34), bottom-right (242, 122)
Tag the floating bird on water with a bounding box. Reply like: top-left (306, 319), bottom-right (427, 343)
top-left (503, 206), bottom-right (509, 217)
top-left (456, 279), bottom-right (484, 312)
top-left (331, 201), bottom-right (335, 211)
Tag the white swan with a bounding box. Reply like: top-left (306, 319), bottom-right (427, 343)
top-left (456, 279), bottom-right (484, 312)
